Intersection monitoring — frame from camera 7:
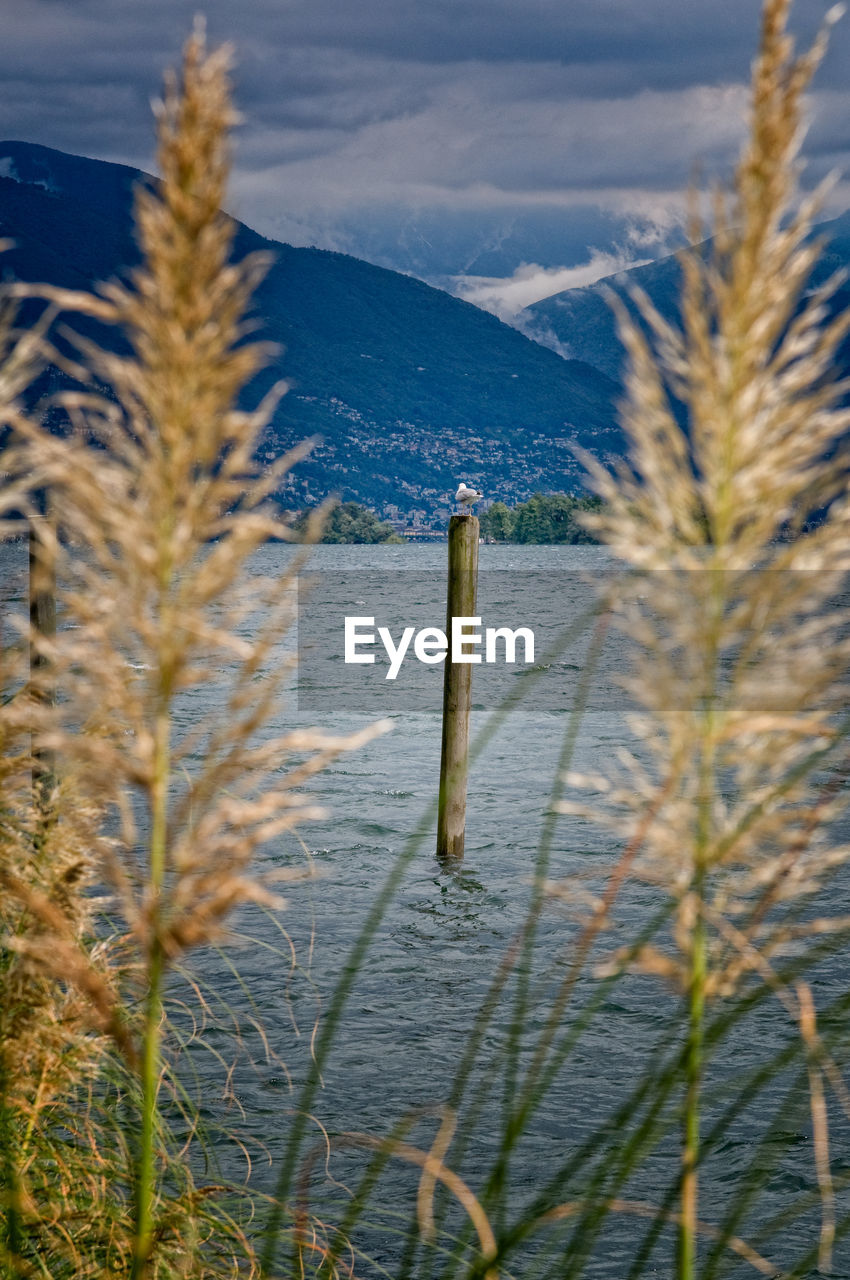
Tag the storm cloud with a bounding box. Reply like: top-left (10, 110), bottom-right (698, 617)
top-left (2, 0), bottom-right (848, 288)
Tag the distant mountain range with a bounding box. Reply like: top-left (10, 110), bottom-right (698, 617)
top-left (523, 208), bottom-right (850, 384)
top-left (0, 141), bottom-right (622, 521)
top-left (261, 200), bottom-right (669, 289)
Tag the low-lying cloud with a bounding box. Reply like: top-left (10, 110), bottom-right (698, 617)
top-left (450, 250), bottom-right (649, 321)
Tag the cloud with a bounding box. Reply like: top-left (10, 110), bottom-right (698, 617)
top-left (449, 250), bottom-right (649, 320)
top-left (229, 79), bottom-right (751, 224)
top-left (1, 0), bottom-right (848, 278)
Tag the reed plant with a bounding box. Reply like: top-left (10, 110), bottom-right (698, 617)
top-left (0, 277), bottom-right (126, 1277)
top-left (0, 26), bottom-right (384, 1280)
top-left (564, 0), bottom-right (850, 1274)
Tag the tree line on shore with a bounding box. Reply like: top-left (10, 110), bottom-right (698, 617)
top-left (292, 500), bottom-right (403, 543)
top-left (294, 493), bottom-right (604, 543)
top-left (479, 493), bottom-right (603, 543)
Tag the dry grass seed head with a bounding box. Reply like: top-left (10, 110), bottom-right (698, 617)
top-left (11, 26), bottom-right (388, 982)
top-left (565, 0), bottom-right (850, 998)
top-left (2, 25), bottom-right (385, 1279)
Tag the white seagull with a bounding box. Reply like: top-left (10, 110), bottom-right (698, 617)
top-left (455, 481), bottom-right (483, 510)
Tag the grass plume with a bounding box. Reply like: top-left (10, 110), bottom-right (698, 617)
top-left (1, 24), bottom-right (385, 1279)
top-left (568, 0), bottom-right (850, 1274)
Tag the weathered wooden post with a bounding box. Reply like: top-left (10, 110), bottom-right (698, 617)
top-left (437, 512), bottom-right (479, 860)
top-left (29, 512), bottom-right (56, 809)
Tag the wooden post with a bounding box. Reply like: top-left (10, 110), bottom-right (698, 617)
top-left (29, 513), bottom-right (56, 809)
top-left (437, 513), bottom-right (479, 861)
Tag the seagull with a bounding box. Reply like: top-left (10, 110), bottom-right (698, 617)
top-left (455, 482), bottom-right (483, 510)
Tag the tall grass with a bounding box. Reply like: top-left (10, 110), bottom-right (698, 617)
top-left (2, 1), bottom-right (850, 1278)
top-left (0, 26), bottom-right (384, 1280)
top-left (571, 0), bottom-right (850, 1273)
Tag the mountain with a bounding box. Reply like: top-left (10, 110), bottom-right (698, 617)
top-left (0, 141), bottom-right (621, 520)
top-left (523, 208), bottom-right (850, 385)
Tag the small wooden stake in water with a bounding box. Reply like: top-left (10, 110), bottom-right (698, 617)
top-left (437, 513), bottom-right (479, 861)
top-left (29, 514), bottom-right (56, 810)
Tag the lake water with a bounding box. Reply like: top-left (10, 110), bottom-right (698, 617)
top-left (3, 540), bottom-right (849, 1278)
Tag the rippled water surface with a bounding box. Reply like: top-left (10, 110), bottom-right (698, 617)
top-left (4, 540), bottom-right (849, 1278)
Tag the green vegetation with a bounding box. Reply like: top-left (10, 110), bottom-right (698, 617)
top-left (480, 493), bottom-right (603, 543)
top-left (295, 500), bottom-right (402, 543)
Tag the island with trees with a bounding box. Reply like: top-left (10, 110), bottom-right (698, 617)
top-left (293, 500), bottom-right (402, 543)
top-left (479, 493), bottom-right (603, 544)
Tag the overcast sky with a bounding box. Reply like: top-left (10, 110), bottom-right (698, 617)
top-left (2, 0), bottom-right (848, 313)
